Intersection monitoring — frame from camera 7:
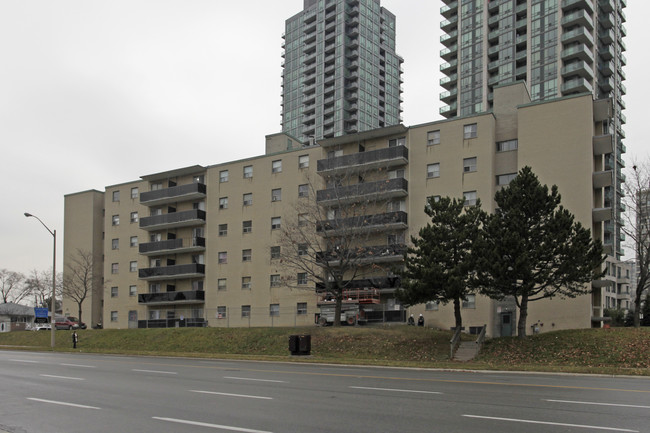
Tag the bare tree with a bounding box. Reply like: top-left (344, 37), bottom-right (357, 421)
top-left (63, 249), bottom-right (103, 326)
top-left (25, 268), bottom-right (62, 310)
top-left (0, 269), bottom-right (28, 304)
top-left (277, 169), bottom-right (405, 326)
top-left (622, 160), bottom-right (650, 327)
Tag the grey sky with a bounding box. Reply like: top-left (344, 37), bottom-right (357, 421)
top-left (1, 1), bottom-right (647, 276)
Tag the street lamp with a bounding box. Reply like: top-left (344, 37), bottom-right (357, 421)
top-left (24, 212), bottom-right (56, 349)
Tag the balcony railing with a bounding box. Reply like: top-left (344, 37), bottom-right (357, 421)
top-left (138, 263), bottom-right (205, 280)
top-left (315, 276), bottom-right (401, 291)
top-left (317, 244), bottom-right (407, 266)
top-left (317, 211), bottom-right (407, 234)
top-left (138, 290), bottom-right (205, 304)
top-left (317, 146), bottom-right (408, 174)
top-left (139, 209), bottom-right (206, 231)
top-left (140, 183), bottom-right (206, 206)
top-left (139, 237), bottom-right (206, 255)
top-left (316, 178), bottom-right (408, 205)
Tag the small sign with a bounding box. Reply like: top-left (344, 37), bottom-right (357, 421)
top-left (34, 308), bottom-right (49, 323)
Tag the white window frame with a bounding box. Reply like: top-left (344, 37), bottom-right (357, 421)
top-left (464, 123), bottom-right (477, 139)
top-left (243, 193), bottom-right (252, 206)
top-left (111, 286), bottom-right (118, 297)
top-left (218, 224), bottom-right (228, 236)
top-left (271, 188), bottom-right (282, 202)
top-left (463, 191), bottom-right (477, 206)
top-left (271, 217), bottom-right (281, 230)
top-left (219, 170), bottom-right (229, 183)
top-left (243, 165), bottom-right (253, 178)
top-left (427, 163), bottom-right (440, 178)
top-left (298, 184), bottom-right (309, 197)
top-left (299, 154), bottom-right (309, 168)
top-left (219, 197), bottom-right (228, 209)
top-left (218, 251), bottom-right (228, 264)
top-left (427, 130), bottom-right (441, 145)
top-left (217, 278), bottom-right (227, 291)
top-left (463, 157), bottom-right (477, 173)
top-left (243, 220), bottom-right (252, 233)
top-left (129, 285), bottom-right (137, 297)
top-left (242, 277), bottom-right (252, 290)
top-left (130, 236), bottom-right (138, 247)
top-left (270, 304), bottom-right (280, 317)
top-left (242, 249), bottom-right (252, 262)
top-left (272, 160), bottom-right (282, 173)
top-left (270, 274), bottom-right (281, 287)
top-left (241, 305), bottom-right (251, 317)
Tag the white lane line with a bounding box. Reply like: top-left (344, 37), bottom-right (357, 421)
top-left (132, 369), bottom-right (177, 375)
top-left (350, 386), bottom-right (442, 395)
top-left (462, 415), bottom-right (639, 432)
top-left (189, 390), bottom-right (272, 400)
top-left (60, 363), bottom-right (96, 368)
top-left (10, 359), bottom-right (39, 363)
top-left (27, 398), bottom-right (100, 410)
top-left (40, 374), bottom-right (85, 381)
top-left (224, 376), bottom-right (286, 383)
top-left (153, 417), bottom-right (272, 433)
top-left (545, 399), bottom-right (650, 410)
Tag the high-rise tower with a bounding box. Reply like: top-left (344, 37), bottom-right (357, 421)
top-left (282, 0), bottom-right (403, 143)
top-left (439, 0), bottom-right (627, 259)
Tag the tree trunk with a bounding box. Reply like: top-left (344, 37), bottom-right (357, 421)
top-left (517, 294), bottom-right (528, 338)
top-left (453, 297), bottom-right (462, 329)
top-left (633, 290), bottom-right (642, 328)
top-left (333, 288), bottom-right (342, 327)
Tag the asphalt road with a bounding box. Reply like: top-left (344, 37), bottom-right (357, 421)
top-left (0, 350), bottom-right (648, 433)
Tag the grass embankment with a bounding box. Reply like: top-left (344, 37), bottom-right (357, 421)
top-left (1, 326), bottom-right (648, 375)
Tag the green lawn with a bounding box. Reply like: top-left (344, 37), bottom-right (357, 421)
top-left (1, 326), bottom-right (648, 375)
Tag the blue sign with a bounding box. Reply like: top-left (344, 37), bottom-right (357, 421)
top-left (34, 308), bottom-right (49, 323)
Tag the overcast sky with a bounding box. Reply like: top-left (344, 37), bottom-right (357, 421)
top-left (1, 1), bottom-right (648, 276)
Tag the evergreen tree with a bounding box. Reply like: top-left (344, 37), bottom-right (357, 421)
top-left (475, 167), bottom-right (605, 338)
top-left (397, 196), bottom-right (485, 329)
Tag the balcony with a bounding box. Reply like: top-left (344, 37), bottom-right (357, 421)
top-left (317, 244), bottom-right (407, 266)
top-left (138, 290), bottom-right (205, 305)
top-left (599, 12), bottom-right (614, 29)
top-left (440, 1), bottom-right (457, 18)
top-left (562, 0), bottom-right (594, 13)
top-left (440, 30), bottom-right (458, 47)
top-left (440, 59), bottom-right (458, 73)
top-left (139, 209), bottom-right (206, 231)
top-left (561, 77), bottom-right (593, 94)
top-left (317, 211), bottom-right (408, 235)
top-left (316, 276), bottom-right (401, 292)
top-left (599, 76), bottom-right (614, 92)
top-left (599, 44), bottom-right (614, 61)
top-left (440, 73), bottom-right (458, 89)
top-left (140, 183), bottom-right (206, 207)
top-left (440, 45), bottom-right (458, 61)
top-left (561, 60), bottom-right (593, 79)
top-left (440, 88), bottom-right (458, 103)
top-left (440, 15), bottom-right (458, 32)
top-left (561, 44), bottom-right (594, 63)
top-left (139, 237), bottom-right (205, 256)
top-left (593, 207), bottom-right (613, 222)
top-left (593, 170), bottom-right (613, 188)
top-left (561, 10), bottom-right (594, 30)
top-left (598, 0), bottom-right (614, 13)
top-left (138, 263), bottom-right (205, 281)
top-left (440, 102), bottom-right (457, 117)
top-left (316, 178), bottom-right (408, 205)
top-left (317, 146), bottom-right (408, 175)
top-left (561, 27), bottom-right (594, 46)
top-left (593, 134), bottom-right (613, 156)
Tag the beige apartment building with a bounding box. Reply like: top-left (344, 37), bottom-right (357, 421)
top-left (63, 82), bottom-right (618, 337)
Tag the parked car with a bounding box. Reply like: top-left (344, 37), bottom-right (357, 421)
top-left (32, 323), bottom-right (51, 331)
top-left (54, 317), bottom-right (76, 330)
top-left (67, 316), bottom-right (86, 329)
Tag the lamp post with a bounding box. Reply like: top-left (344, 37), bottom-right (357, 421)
top-left (24, 212), bottom-right (56, 349)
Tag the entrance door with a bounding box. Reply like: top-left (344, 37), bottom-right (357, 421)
top-left (501, 312), bottom-right (513, 337)
top-left (128, 310), bottom-right (138, 329)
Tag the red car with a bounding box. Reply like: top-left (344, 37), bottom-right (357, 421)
top-left (67, 316), bottom-right (87, 329)
top-left (54, 317), bottom-right (76, 330)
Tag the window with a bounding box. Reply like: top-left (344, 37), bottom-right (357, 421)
top-left (243, 220), bottom-right (252, 233)
top-left (426, 301), bottom-right (439, 311)
top-left (270, 246), bottom-right (281, 259)
top-left (217, 278), bottom-right (227, 291)
top-left (111, 286), bottom-right (118, 297)
top-left (427, 195), bottom-right (441, 206)
top-left (218, 224), bottom-right (228, 236)
top-left (270, 304), bottom-right (280, 317)
top-left (388, 137), bottom-right (406, 147)
top-left (427, 130), bottom-right (441, 145)
top-left (462, 294), bottom-right (476, 309)
top-left (464, 123), bottom-right (477, 139)
top-left (130, 236), bottom-right (138, 247)
top-left (110, 311), bottom-right (118, 322)
top-left (299, 154), bottom-right (309, 168)
top-left (217, 306), bottom-right (227, 319)
top-left (112, 238), bottom-right (119, 250)
top-left (241, 305), bottom-right (251, 317)
top-left (131, 187), bottom-right (139, 199)
top-left (298, 244), bottom-right (308, 256)
top-left (463, 157), bottom-right (477, 173)
top-left (270, 274), bottom-right (281, 287)
top-left (192, 280), bottom-right (204, 291)
top-left (297, 302), bottom-right (307, 315)
top-left (111, 263), bottom-right (119, 274)
top-left (218, 252), bottom-right (228, 264)
top-left (497, 139), bottom-right (518, 152)
top-left (243, 165), bottom-right (253, 178)
top-left (271, 217), bottom-right (281, 230)
top-left (243, 193), bottom-right (252, 206)
top-left (241, 276), bottom-right (251, 290)
top-left (271, 188), bottom-right (282, 202)
top-left (427, 163), bottom-right (440, 178)
top-left (129, 285), bottom-right (137, 297)
top-left (149, 283), bottom-right (161, 293)
top-left (112, 215), bottom-right (119, 226)
top-left (297, 273), bottom-right (307, 285)
top-left (219, 170), bottom-right (229, 183)
top-left (497, 173), bottom-right (517, 186)
top-left (219, 197), bottom-right (228, 209)
top-left (130, 212), bottom-right (138, 223)
top-left (112, 190), bottom-right (120, 202)
top-left (272, 160), bottom-right (282, 173)
top-left (298, 184), bottom-right (309, 197)
top-left (242, 249), bottom-right (252, 262)
top-left (130, 261), bottom-right (137, 272)
top-left (463, 191), bottom-right (477, 206)
top-left (151, 182), bottom-right (162, 191)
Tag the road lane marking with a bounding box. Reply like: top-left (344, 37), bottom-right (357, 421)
top-left (132, 369), bottom-right (177, 375)
top-left (546, 399), bottom-right (650, 409)
top-left (60, 363), bottom-right (96, 368)
top-left (350, 386), bottom-right (442, 395)
top-left (153, 417), bottom-right (272, 432)
top-left (462, 414), bottom-right (639, 432)
top-left (189, 390), bottom-right (272, 400)
top-left (40, 374), bottom-right (84, 381)
top-left (27, 398), bottom-right (100, 410)
top-left (10, 359), bottom-right (39, 363)
top-left (224, 376), bottom-right (286, 383)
